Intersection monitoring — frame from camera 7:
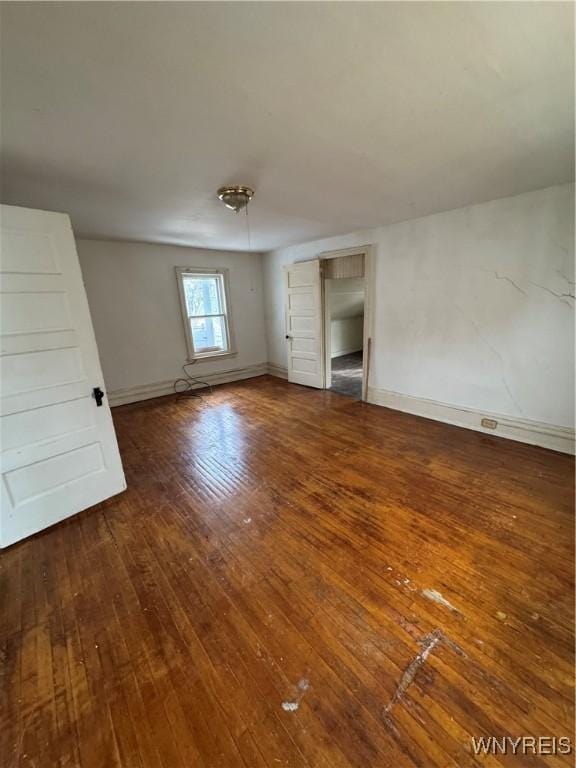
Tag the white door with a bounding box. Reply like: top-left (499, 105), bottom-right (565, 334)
top-left (0, 204), bottom-right (126, 548)
top-left (284, 259), bottom-right (324, 388)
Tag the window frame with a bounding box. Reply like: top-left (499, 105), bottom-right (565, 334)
top-left (176, 266), bottom-right (237, 362)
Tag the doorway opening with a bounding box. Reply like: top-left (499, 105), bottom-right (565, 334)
top-left (324, 277), bottom-right (365, 398)
top-left (320, 247), bottom-right (372, 401)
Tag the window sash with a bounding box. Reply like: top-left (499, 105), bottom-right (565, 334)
top-left (182, 273), bottom-right (225, 318)
top-left (189, 313), bottom-right (228, 353)
top-left (187, 312), bottom-right (226, 320)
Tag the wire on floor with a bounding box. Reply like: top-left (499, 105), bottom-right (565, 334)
top-left (173, 361), bottom-right (212, 400)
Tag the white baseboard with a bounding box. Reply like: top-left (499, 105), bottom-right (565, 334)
top-left (367, 386), bottom-right (575, 455)
top-left (331, 346), bottom-right (363, 359)
top-left (108, 363), bottom-right (268, 407)
top-left (267, 363), bottom-right (288, 380)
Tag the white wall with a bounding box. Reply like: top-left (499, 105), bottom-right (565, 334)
top-left (331, 318), bottom-right (364, 357)
top-left (327, 277), bottom-right (365, 357)
top-left (78, 239), bottom-right (267, 402)
top-left (264, 184), bottom-right (575, 436)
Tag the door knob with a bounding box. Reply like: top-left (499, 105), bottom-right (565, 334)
top-left (92, 386), bottom-right (105, 407)
top-left (285, 334), bottom-right (292, 339)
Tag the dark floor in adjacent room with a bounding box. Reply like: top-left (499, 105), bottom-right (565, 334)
top-left (330, 350), bottom-right (363, 399)
top-left (1, 376), bottom-right (574, 768)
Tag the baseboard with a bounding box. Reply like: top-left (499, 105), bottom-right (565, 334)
top-left (267, 363), bottom-right (288, 380)
top-left (367, 386), bottom-right (575, 455)
top-left (108, 363), bottom-right (268, 407)
top-left (331, 346), bottom-right (363, 359)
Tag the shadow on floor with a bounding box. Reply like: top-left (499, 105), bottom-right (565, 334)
top-left (330, 351), bottom-right (363, 399)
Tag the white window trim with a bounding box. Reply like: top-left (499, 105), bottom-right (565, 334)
top-left (176, 266), bottom-right (237, 362)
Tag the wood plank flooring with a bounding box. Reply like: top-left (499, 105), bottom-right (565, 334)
top-left (1, 375), bottom-right (574, 767)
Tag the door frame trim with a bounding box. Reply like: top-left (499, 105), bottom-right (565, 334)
top-left (318, 245), bottom-right (375, 401)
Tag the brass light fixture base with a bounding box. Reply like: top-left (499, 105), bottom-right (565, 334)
top-left (217, 185), bottom-right (254, 213)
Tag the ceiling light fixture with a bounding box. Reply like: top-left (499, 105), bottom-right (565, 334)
top-left (217, 184), bottom-right (255, 251)
top-left (217, 185), bottom-right (254, 213)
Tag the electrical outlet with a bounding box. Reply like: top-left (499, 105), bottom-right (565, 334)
top-left (481, 417), bottom-right (498, 430)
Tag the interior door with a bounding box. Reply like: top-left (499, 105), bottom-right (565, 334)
top-left (285, 259), bottom-right (324, 388)
top-left (0, 204), bottom-right (126, 548)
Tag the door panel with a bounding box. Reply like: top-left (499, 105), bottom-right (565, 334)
top-left (2, 398), bottom-right (94, 452)
top-left (284, 260), bottom-right (324, 388)
top-left (0, 204), bottom-right (126, 547)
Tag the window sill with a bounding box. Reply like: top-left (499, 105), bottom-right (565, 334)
top-left (188, 351), bottom-right (238, 363)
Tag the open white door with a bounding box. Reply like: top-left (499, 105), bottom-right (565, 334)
top-left (285, 259), bottom-right (324, 388)
top-left (0, 205), bottom-right (126, 548)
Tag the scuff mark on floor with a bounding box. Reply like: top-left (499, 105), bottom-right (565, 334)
top-left (281, 677), bottom-right (310, 713)
top-left (421, 588), bottom-right (459, 613)
top-left (383, 629), bottom-right (464, 716)
top-left (384, 631), bottom-right (441, 714)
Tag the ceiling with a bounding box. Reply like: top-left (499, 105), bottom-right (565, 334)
top-left (1, 2), bottom-right (573, 252)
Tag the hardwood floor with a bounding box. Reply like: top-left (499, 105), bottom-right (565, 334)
top-left (1, 375), bottom-right (574, 768)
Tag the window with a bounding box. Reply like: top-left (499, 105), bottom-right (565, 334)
top-left (176, 267), bottom-right (235, 360)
